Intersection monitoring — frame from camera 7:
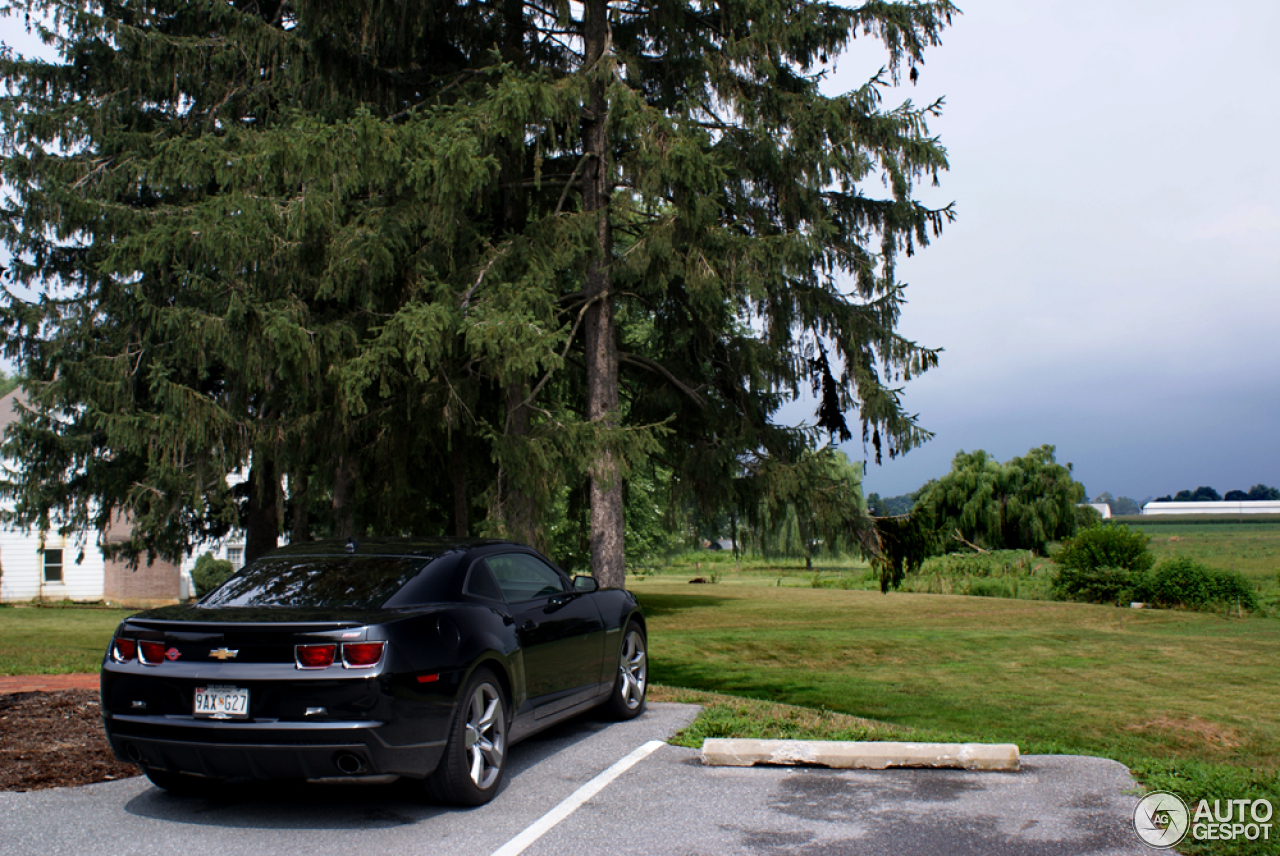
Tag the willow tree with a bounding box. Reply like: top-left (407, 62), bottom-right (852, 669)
top-left (913, 445), bottom-right (1087, 555)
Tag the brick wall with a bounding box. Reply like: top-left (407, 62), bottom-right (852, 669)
top-left (102, 511), bottom-right (181, 607)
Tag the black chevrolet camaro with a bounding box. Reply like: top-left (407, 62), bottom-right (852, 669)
top-left (100, 538), bottom-right (647, 805)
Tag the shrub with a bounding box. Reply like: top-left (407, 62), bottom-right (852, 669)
top-left (1052, 566), bottom-right (1144, 605)
top-left (1146, 557), bottom-right (1259, 612)
top-left (1054, 523), bottom-right (1154, 574)
top-left (967, 578), bottom-right (1016, 598)
top-left (191, 552), bottom-right (235, 598)
top-left (921, 550), bottom-right (1037, 580)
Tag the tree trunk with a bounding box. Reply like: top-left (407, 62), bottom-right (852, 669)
top-left (450, 438), bottom-right (469, 538)
top-left (502, 383), bottom-right (539, 548)
top-left (332, 454), bottom-right (357, 540)
top-left (581, 0), bottom-right (625, 589)
top-left (289, 469), bottom-right (311, 544)
top-left (244, 456), bottom-right (280, 563)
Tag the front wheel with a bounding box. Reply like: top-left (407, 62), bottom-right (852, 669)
top-left (604, 621), bottom-right (647, 720)
top-left (424, 667), bottom-right (508, 806)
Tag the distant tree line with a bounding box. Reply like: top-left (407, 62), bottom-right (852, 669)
top-left (1153, 485), bottom-right (1280, 502)
top-left (865, 492), bottom-right (916, 517)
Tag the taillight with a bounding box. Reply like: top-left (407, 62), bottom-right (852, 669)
top-left (295, 644), bottom-right (337, 669)
top-left (138, 641), bottom-right (167, 665)
top-left (342, 642), bottom-right (385, 668)
top-left (111, 637), bottom-right (136, 663)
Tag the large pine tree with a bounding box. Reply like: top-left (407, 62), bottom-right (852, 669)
top-left (1, 0), bottom-right (955, 582)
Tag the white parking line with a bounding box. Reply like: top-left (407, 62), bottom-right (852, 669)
top-left (490, 739), bottom-right (667, 856)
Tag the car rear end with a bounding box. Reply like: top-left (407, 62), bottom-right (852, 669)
top-left (100, 543), bottom-right (476, 784)
top-left (102, 611), bottom-right (462, 782)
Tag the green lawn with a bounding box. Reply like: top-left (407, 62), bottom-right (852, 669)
top-left (0, 605), bottom-right (134, 675)
top-left (634, 582), bottom-right (1278, 767)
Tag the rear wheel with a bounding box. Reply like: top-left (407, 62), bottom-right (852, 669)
top-left (424, 667), bottom-right (507, 806)
top-left (604, 621), bottom-right (647, 720)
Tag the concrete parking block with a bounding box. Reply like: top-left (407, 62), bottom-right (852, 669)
top-left (701, 738), bottom-right (1020, 771)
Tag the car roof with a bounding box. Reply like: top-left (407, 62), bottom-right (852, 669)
top-left (260, 537), bottom-right (524, 561)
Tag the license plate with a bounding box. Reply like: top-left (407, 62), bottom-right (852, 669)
top-left (193, 685), bottom-right (249, 720)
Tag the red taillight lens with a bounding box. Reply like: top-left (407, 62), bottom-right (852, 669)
top-left (138, 641), bottom-right (166, 665)
top-left (295, 644), bottom-right (337, 669)
top-left (111, 638), bottom-right (136, 663)
top-left (342, 642), bottom-right (385, 668)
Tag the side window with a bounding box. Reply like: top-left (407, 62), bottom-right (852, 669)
top-left (486, 553), bottom-right (568, 603)
top-left (464, 561), bottom-right (505, 603)
top-left (42, 548), bottom-right (63, 583)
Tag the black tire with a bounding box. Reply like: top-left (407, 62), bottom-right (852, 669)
top-left (424, 667), bottom-right (508, 806)
top-left (604, 621), bottom-right (647, 720)
top-left (142, 766), bottom-right (217, 796)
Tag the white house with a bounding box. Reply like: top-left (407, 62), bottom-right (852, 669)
top-left (0, 389), bottom-right (200, 605)
top-left (1141, 500), bottom-right (1280, 515)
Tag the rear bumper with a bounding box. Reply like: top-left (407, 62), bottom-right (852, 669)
top-left (105, 714), bottom-right (446, 780)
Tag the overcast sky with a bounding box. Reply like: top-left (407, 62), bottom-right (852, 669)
top-left (3, 3), bottom-right (1278, 503)
top-left (813, 0), bottom-right (1280, 502)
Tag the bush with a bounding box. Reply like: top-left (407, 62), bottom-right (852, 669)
top-left (191, 552), bottom-right (235, 598)
top-left (921, 550), bottom-right (1037, 580)
top-left (966, 578), bottom-right (1016, 598)
top-left (1053, 566), bottom-right (1144, 605)
top-left (1146, 557), bottom-right (1259, 612)
top-left (1054, 523), bottom-right (1154, 574)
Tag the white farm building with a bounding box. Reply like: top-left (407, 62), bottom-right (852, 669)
top-left (1141, 500), bottom-right (1280, 515)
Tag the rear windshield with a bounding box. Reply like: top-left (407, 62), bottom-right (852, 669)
top-left (200, 556), bottom-right (429, 610)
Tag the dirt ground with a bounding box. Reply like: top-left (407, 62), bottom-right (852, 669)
top-left (0, 690), bottom-right (139, 791)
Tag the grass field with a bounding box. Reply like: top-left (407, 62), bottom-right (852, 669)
top-left (1130, 521), bottom-right (1280, 583)
top-left (632, 582), bottom-right (1278, 768)
top-left (0, 605), bottom-right (133, 675)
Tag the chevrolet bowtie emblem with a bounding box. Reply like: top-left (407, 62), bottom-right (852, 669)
top-left (209, 648), bottom-right (239, 660)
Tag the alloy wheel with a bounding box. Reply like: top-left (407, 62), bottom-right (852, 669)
top-left (464, 681), bottom-right (505, 789)
top-left (618, 629), bottom-right (647, 710)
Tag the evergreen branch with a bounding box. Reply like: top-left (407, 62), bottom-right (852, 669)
top-left (618, 352), bottom-right (707, 410)
top-left (517, 293), bottom-right (595, 411)
top-left (389, 70), bottom-right (479, 121)
top-left (460, 246), bottom-right (507, 311)
top-left (553, 152), bottom-right (594, 216)
top-left (70, 157), bottom-right (116, 190)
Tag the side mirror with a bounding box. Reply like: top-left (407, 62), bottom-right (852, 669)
top-left (572, 575), bottom-right (599, 592)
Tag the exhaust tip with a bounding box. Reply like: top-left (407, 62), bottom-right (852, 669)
top-left (123, 742), bottom-right (144, 764)
top-left (334, 752), bottom-right (366, 775)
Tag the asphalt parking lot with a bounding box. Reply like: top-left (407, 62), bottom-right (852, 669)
top-left (1, 703), bottom-right (1152, 856)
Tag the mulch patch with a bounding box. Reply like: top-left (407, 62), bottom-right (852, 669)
top-left (0, 689), bottom-right (140, 791)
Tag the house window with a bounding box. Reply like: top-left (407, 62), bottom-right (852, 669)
top-left (226, 547), bottom-right (244, 570)
top-left (42, 549), bottom-right (63, 583)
